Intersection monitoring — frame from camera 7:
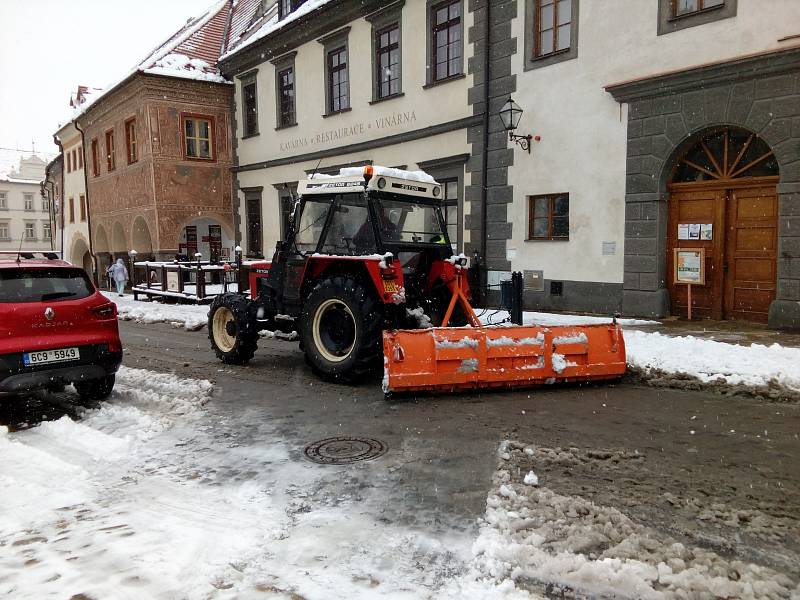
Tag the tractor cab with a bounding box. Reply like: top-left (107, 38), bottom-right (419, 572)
top-left (264, 167), bottom-right (458, 319)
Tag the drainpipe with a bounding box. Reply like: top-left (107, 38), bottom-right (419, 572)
top-left (479, 0), bottom-right (492, 298)
top-left (52, 134), bottom-right (65, 258)
top-left (74, 120), bottom-right (98, 285)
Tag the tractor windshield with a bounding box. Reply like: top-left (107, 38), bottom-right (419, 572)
top-left (374, 198), bottom-right (447, 245)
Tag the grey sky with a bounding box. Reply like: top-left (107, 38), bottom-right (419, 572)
top-left (0, 0), bottom-right (213, 158)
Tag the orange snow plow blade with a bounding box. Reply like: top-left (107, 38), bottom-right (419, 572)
top-left (382, 263), bottom-right (626, 394)
top-left (383, 323), bottom-right (626, 394)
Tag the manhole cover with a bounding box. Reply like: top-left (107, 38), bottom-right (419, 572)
top-left (303, 437), bottom-right (388, 465)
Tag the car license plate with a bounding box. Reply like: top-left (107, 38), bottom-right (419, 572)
top-left (383, 281), bottom-right (399, 293)
top-left (23, 347), bottom-right (80, 366)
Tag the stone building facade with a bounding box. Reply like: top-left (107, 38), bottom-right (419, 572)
top-left (78, 74), bottom-right (234, 273)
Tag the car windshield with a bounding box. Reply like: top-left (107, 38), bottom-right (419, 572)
top-left (373, 198), bottom-right (447, 244)
top-left (0, 267), bottom-right (95, 303)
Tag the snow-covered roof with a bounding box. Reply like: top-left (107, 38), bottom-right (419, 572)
top-left (61, 0), bottom-right (232, 129)
top-left (222, 0), bottom-right (335, 60)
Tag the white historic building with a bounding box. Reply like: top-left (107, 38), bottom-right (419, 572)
top-left (0, 155), bottom-right (53, 253)
top-left (54, 91), bottom-right (93, 272)
top-left (219, 0), bottom-right (475, 259)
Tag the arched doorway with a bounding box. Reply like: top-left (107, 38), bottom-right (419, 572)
top-left (70, 236), bottom-right (92, 274)
top-left (178, 217), bottom-right (234, 263)
top-left (131, 216), bottom-right (154, 261)
top-left (667, 126), bottom-right (780, 322)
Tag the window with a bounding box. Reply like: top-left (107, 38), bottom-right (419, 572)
top-left (78, 146), bottom-right (83, 169)
top-left (66, 151), bottom-right (72, 173)
top-left (528, 194), bottom-right (569, 240)
top-left (71, 149), bottom-right (78, 173)
top-left (25, 222), bottom-right (36, 240)
top-left (327, 46), bottom-right (349, 114)
top-left (0, 222), bottom-right (9, 240)
top-left (183, 115), bottom-right (214, 160)
top-left (278, 68), bottom-right (295, 127)
top-left (43, 222), bottom-right (51, 240)
top-left (278, 0), bottom-right (306, 19)
top-left (245, 189), bottom-right (263, 256)
top-left (524, 0), bottom-right (578, 70)
top-left (533, 0), bottom-right (571, 57)
top-left (80, 194), bottom-right (86, 221)
top-left (672, 0), bottom-right (724, 17)
top-left (441, 178), bottom-right (459, 248)
top-left (105, 129), bottom-right (116, 171)
top-left (91, 138), bottom-right (99, 176)
top-left (125, 118), bottom-right (138, 164)
top-left (376, 24), bottom-right (401, 100)
top-left (658, 0), bottom-right (735, 34)
top-left (24, 193), bottom-right (34, 211)
top-left (243, 78), bottom-right (259, 136)
top-left (429, 0), bottom-right (462, 83)
top-left (319, 195), bottom-right (377, 255)
top-left (0, 268), bottom-right (94, 304)
top-left (42, 197), bottom-right (50, 212)
top-left (0, 191), bottom-right (7, 209)
top-left (69, 197), bottom-right (75, 223)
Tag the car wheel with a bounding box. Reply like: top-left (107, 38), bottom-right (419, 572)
top-left (75, 374), bottom-right (115, 401)
top-left (208, 293), bottom-right (259, 364)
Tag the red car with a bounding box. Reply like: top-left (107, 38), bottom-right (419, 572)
top-left (0, 252), bottom-right (122, 399)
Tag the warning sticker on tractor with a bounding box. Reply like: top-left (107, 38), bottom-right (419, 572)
top-left (383, 281), bottom-right (399, 293)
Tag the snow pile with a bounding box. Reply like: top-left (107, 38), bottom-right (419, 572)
top-left (340, 165), bottom-right (438, 184)
top-left (480, 310), bottom-right (657, 327)
top-left (407, 306), bottom-right (434, 329)
top-left (104, 292), bottom-right (209, 330)
top-left (625, 330), bottom-right (800, 394)
top-left (144, 52), bottom-right (228, 83)
top-left (471, 441), bottom-right (800, 599)
top-left (435, 336), bottom-right (479, 349)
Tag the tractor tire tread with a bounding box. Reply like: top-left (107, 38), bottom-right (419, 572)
top-left (208, 293), bottom-right (259, 365)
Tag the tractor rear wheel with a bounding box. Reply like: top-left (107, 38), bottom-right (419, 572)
top-left (301, 276), bottom-right (383, 382)
top-left (209, 293), bottom-right (259, 364)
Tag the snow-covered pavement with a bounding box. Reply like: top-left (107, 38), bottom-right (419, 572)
top-left (104, 292), bottom-right (209, 330)
top-left (0, 367), bottom-right (530, 599)
top-left (3, 366), bottom-right (797, 598)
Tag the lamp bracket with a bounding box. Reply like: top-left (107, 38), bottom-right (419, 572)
top-left (509, 132), bottom-right (533, 154)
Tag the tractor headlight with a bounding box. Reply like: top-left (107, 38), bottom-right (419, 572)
top-left (377, 177), bottom-right (387, 189)
top-left (432, 186), bottom-right (441, 197)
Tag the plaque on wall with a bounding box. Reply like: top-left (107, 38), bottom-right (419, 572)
top-left (700, 223), bottom-right (713, 240)
top-left (678, 224), bottom-right (689, 240)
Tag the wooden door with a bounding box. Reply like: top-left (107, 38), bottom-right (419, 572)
top-left (723, 186), bottom-right (777, 322)
top-left (668, 188), bottom-right (725, 319)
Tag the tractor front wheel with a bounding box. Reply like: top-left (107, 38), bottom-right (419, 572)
top-left (301, 276), bottom-right (383, 382)
top-left (209, 293), bottom-right (259, 364)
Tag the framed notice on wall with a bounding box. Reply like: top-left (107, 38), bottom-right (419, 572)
top-left (674, 248), bottom-right (705, 285)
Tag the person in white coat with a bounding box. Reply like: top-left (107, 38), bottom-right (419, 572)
top-left (107, 258), bottom-right (129, 296)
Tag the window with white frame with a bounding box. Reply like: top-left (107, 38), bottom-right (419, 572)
top-left (24, 193), bottom-right (34, 211)
top-left (0, 222), bottom-right (9, 240)
top-left (42, 197), bottom-right (51, 212)
top-left (25, 222), bottom-right (36, 239)
top-left (0, 191), bottom-right (7, 209)
top-left (43, 222), bottom-right (52, 240)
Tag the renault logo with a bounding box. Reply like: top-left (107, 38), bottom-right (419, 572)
top-left (44, 307), bottom-right (55, 321)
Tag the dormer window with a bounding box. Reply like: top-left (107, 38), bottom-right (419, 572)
top-left (279, 0), bottom-right (307, 20)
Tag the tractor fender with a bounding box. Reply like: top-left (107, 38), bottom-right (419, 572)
top-left (302, 255), bottom-right (406, 305)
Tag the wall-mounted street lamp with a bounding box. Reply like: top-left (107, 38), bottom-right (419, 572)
top-left (499, 97), bottom-right (534, 154)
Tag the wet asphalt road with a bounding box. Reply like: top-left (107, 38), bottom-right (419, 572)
top-left (3, 319), bottom-right (799, 574)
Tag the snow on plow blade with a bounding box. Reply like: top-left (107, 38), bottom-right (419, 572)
top-left (382, 324), bottom-right (626, 394)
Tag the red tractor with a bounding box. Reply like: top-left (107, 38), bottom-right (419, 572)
top-left (209, 166), bottom-right (626, 393)
top-left (209, 166), bottom-right (469, 381)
